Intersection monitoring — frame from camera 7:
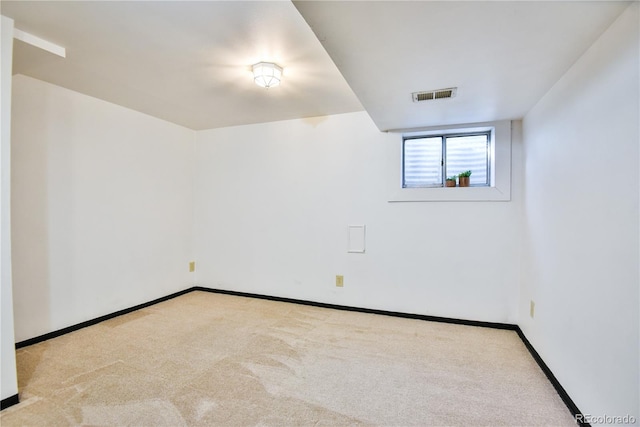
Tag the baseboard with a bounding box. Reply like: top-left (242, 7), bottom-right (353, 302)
top-left (194, 286), bottom-right (518, 330)
top-left (11, 285), bottom-right (584, 425)
top-left (15, 287), bottom-right (194, 349)
top-left (516, 327), bottom-right (588, 427)
top-left (1, 394), bottom-right (19, 410)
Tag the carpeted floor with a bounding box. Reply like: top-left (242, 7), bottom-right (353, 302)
top-left (1, 291), bottom-right (575, 426)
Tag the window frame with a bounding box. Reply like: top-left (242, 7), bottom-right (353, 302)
top-left (387, 120), bottom-right (513, 203)
top-left (402, 130), bottom-right (492, 188)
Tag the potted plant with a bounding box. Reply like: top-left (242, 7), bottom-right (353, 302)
top-left (458, 170), bottom-right (472, 187)
top-left (445, 176), bottom-right (457, 187)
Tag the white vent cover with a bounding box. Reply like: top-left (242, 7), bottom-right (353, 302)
top-left (412, 87), bottom-right (457, 102)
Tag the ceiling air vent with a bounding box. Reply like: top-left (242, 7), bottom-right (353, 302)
top-left (412, 87), bottom-right (457, 102)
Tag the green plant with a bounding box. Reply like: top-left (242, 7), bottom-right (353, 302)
top-left (458, 170), bottom-right (472, 178)
top-left (446, 176), bottom-right (457, 181)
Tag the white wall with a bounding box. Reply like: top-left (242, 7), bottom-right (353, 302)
top-left (520, 3), bottom-right (639, 424)
top-left (194, 112), bottom-right (523, 323)
top-left (11, 75), bottom-right (196, 342)
top-left (1, 15), bottom-right (19, 403)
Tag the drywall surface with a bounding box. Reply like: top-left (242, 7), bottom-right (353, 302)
top-left (521, 3), bottom-right (639, 423)
top-left (194, 112), bottom-right (523, 323)
top-left (11, 75), bottom-right (196, 342)
top-left (1, 15), bottom-right (18, 402)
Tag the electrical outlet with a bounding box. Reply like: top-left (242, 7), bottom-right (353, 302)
top-left (336, 275), bottom-right (344, 287)
top-left (189, 261), bottom-right (195, 272)
top-left (530, 300), bottom-right (535, 318)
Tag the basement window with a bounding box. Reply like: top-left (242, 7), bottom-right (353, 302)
top-left (403, 131), bottom-right (491, 188)
top-left (388, 120), bottom-right (512, 202)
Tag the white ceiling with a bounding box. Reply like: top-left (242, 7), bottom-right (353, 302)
top-left (1, 1), bottom-right (363, 130)
top-left (294, 1), bottom-right (630, 131)
top-left (1, 1), bottom-right (631, 132)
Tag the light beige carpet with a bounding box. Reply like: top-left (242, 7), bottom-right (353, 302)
top-left (1, 291), bottom-right (575, 426)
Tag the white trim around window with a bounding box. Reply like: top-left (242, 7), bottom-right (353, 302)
top-left (388, 120), bottom-right (512, 202)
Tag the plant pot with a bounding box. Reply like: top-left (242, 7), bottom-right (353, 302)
top-left (459, 176), bottom-right (470, 187)
top-left (445, 180), bottom-right (456, 187)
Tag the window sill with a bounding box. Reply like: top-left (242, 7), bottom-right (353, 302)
top-left (388, 185), bottom-right (510, 202)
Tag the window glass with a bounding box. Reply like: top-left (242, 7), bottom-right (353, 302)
top-left (445, 134), bottom-right (489, 186)
top-left (403, 137), bottom-right (442, 188)
top-left (402, 132), bottom-right (490, 188)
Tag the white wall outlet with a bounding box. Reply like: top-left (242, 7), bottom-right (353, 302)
top-left (530, 300), bottom-right (535, 318)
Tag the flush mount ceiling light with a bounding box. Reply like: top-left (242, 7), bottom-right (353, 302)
top-left (252, 62), bottom-right (283, 89)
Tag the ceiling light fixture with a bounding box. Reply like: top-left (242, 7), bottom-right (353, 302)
top-left (252, 62), bottom-right (283, 89)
